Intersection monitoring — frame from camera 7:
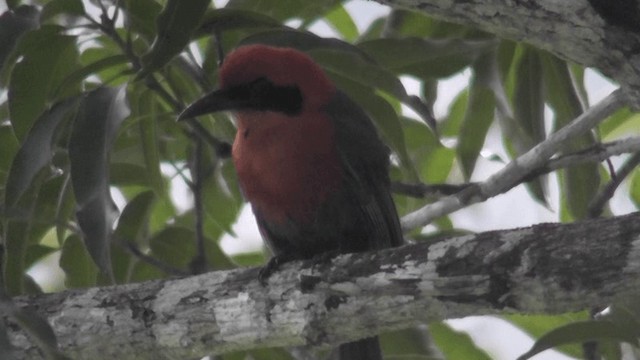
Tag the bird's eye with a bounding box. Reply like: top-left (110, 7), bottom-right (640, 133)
top-left (249, 78), bottom-right (273, 100)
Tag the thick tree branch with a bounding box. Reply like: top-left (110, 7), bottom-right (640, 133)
top-left (6, 212), bottom-right (640, 360)
top-left (375, 0), bottom-right (640, 107)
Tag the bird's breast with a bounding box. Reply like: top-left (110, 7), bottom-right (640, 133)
top-left (232, 111), bottom-right (342, 224)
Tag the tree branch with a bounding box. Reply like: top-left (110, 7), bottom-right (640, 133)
top-left (7, 212), bottom-right (640, 359)
top-left (401, 89), bottom-right (627, 230)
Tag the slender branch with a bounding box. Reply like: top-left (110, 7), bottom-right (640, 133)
top-left (393, 136), bottom-right (640, 199)
top-left (188, 136), bottom-right (208, 274)
top-left (588, 152), bottom-right (640, 218)
top-left (401, 89), bottom-right (627, 231)
top-left (118, 239), bottom-right (187, 276)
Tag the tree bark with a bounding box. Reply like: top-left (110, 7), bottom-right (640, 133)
top-left (7, 212), bottom-right (640, 359)
top-left (375, 0), bottom-right (640, 107)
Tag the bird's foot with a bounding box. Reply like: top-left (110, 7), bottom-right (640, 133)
top-left (259, 253), bottom-right (296, 285)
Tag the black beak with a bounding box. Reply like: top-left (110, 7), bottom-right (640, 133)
top-left (177, 88), bottom-right (249, 121)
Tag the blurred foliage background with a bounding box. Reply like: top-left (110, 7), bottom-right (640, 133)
top-left (1, 0), bottom-right (639, 359)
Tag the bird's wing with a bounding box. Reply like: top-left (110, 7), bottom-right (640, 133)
top-left (325, 91), bottom-right (404, 250)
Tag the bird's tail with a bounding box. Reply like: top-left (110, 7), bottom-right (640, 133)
top-left (338, 336), bottom-right (382, 360)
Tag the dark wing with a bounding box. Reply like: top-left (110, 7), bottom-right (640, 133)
top-left (325, 91), bottom-right (404, 250)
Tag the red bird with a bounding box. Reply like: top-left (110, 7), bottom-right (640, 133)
top-left (180, 44), bottom-right (403, 360)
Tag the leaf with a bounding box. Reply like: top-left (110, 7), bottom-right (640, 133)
top-left (308, 48), bottom-right (409, 102)
top-left (69, 86), bottom-right (130, 274)
top-left (4, 98), bottom-right (77, 208)
top-left (54, 55), bottom-right (129, 97)
top-left (196, 8), bottom-right (281, 37)
top-left (8, 25), bottom-right (80, 141)
top-left (457, 52), bottom-right (497, 180)
top-left (506, 312), bottom-right (589, 358)
top-left (430, 322), bottom-right (492, 360)
top-left (540, 52), bottom-right (599, 220)
top-left (149, 226), bottom-right (196, 269)
top-left (324, 4), bottom-right (359, 42)
top-left (518, 320), bottom-right (639, 360)
top-left (380, 328), bottom-right (434, 358)
top-left (120, 0), bottom-right (162, 40)
top-left (505, 45), bottom-right (548, 205)
top-left (225, 0), bottom-right (340, 23)
top-left (599, 107), bottom-right (640, 140)
top-left (59, 234), bottom-right (99, 288)
top-left (358, 37), bottom-right (496, 79)
top-left (631, 168), bottom-right (640, 208)
top-left (138, 0), bottom-right (210, 78)
top-left (239, 28), bottom-right (372, 60)
top-left (0, 5), bottom-right (39, 71)
top-left (40, 0), bottom-right (85, 22)
top-left (128, 85), bottom-right (164, 194)
top-left (200, 158), bottom-right (243, 237)
top-left (114, 190), bottom-right (155, 244)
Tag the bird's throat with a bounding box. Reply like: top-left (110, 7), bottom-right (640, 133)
top-left (232, 111), bottom-right (342, 224)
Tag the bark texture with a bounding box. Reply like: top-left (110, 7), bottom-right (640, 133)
top-left (7, 212), bottom-right (640, 359)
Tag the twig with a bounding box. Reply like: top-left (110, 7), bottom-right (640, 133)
top-left (189, 136), bottom-right (208, 274)
top-left (587, 152), bottom-right (640, 218)
top-left (391, 182), bottom-right (475, 198)
top-left (119, 239), bottom-right (187, 276)
top-left (401, 89), bottom-right (627, 231)
top-left (393, 136), bottom-right (640, 200)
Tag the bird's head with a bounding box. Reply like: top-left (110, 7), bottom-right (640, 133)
top-left (178, 45), bottom-right (336, 120)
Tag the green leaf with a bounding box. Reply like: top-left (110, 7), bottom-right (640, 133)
top-left (149, 226), bottom-right (196, 269)
top-left (8, 25), bottom-right (80, 141)
top-left (505, 45), bottom-right (548, 205)
top-left (4, 98), bottom-right (77, 208)
top-left (40, 0), bottom-right (85, 22)
top-left (324, 4), bottom-right (359, 42)
top-left (380, 328), bottom-right (434, 358)
top-left (440, 89), bottom-right (468, 138)
top-left (541, 52), bottom-right (599, 220)
top-left (69, 86), bottom-right (130, 274)
top-left (358, 37), bottom-right (496, 79)
top-left (55, 55), bottom-right (129, 97)
top-left (631, 168), bottom-right (640, 208)
top-left (457, 52), bottom-right (497, 180)
top-left (0, 5), bottom-right (39, 71)
top-left (518, 320), bottom-right (639, 360)
top-left (127, 85), bottom-right (164, 194)
top-left (308, 48), bottom-right (409, 102)
top-left (59, 234), bottom-right (99, 288)
top-left (506, 312), bottom-right (589, 358)
top-left (138, 0), bottom-right (210, 78)
top-left (599, 107), bottom-right (640, 140)
top-left (202, 160), bottom-right (243, 239)
top-left (196, 8), bottom-right (281, 37)
top-left (430, 322), bottom-right (492, 360)
top-left (120, 0), bottom-right (162, 40)
top-left (226, 0), bottom-right (340, 23)
top-left (239, 28), bottom-right (371, 59)
top-left (112, 190), bottom-right (156, 282)
top-left (114, 190), bottom-right (156, 244)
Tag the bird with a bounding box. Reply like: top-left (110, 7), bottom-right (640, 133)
top-left (179, 44), bottom-right (403, 360)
